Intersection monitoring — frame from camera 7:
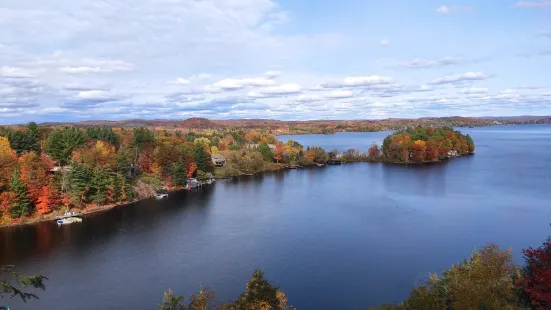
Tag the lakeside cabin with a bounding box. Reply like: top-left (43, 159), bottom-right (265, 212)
top-left (211, 154), bottom-right (226, 167)
top-left (246, 143), bottom-right (276, 151)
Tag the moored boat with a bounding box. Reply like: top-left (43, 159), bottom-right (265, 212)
top-left (155, 193), bottom-right (168, 199)
top-left (56, 217), bottom-right (82, 225)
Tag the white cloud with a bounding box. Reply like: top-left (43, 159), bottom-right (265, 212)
top-left (248, 83), bottom-right (301, 97)
top-left (460, 87), bottom-right (489, 94)
top-left (436, 5), bottom-right (473, 14)
top-left (170, 78), bottom-right (191, 85)
top-left (58, 60), bottom-right (133, 74)
top-left (210, 77), bottom-right (276, 90)
top-left (403, 57), bottom-right (462, 69)
top-left (319, 75), bottom-right (393, 89)
top-left (0, 66), bottom-right (36, 78)
top-left (380, 39), bottom-right (390, 46)
top-left (326, 90), bottom-right (353, 98)
top-left (74, 90), bottom-right (112, 100)
top-left (430, 72), bottom-right (491, 84)
top-left (515, 1), bottom-right (551, 8)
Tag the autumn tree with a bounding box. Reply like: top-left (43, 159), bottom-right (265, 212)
top-left (19, 152), bottom-right (51, 203)
top-left (376, 244), bottom-right (524, 310)
top-left (9, 170), bottom-right (33, 218)
top-left (273, 142), bottom-right (286, 163)
top-left (45, 127), bottom-right (86, 165)
top-left (517, 236), bottom-right (551, 308)
top-left (0, 137), bottom-right (17, 191)
top-left (232, 269), bottom-right (293, 310)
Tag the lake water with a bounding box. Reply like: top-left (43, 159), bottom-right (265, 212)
top-left (1, 125), bottom-right (551, 309)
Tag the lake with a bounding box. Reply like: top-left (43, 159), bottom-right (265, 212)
top-left (1, 125), bottom-right (551, 309)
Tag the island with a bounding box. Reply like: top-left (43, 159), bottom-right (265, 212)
top-left (377, 126), bottom-right (475, 164)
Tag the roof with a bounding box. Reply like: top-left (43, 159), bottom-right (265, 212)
top-left (211, 154), bottom-right (226, 160)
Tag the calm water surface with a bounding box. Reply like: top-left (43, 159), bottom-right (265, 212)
top-left (1, 125), bottom-right (551, 309)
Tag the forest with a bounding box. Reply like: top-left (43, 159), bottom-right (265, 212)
top-left (0, 123), bottom-right (475, 226)
top-left (0, 123), bottom-right (333, 226)
top-left (379, 126), bottom-right (475, 163)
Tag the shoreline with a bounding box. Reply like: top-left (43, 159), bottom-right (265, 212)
top-left (0, 154), bottom-right (474, 228)
top-left (0, 185), bottom-right (197, 229)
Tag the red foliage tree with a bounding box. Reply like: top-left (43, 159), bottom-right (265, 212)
top-left (518, 237), bottom-right (551, 308)
top-left (36, 186), bottom-right (52, 214)
top-left (186, 162), bottom-right (197, 178)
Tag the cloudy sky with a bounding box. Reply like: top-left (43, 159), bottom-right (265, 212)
top-left (1, 0), bottom-right (550, 123)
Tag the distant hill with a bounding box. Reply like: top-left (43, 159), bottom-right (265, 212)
top-left (14, 115), bottom-right (551, 135)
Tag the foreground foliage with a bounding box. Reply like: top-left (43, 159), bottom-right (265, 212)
top-left (159, 269), bottom-right (293, 310)
top-left (0, 265), bottom-right (47, 303)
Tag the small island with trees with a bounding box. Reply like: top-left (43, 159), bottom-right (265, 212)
top-left (372, 126), bottom-right (475, 164)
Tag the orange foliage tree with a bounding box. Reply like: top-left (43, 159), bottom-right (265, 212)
top-left (19, 152), bottom-right (50, 203)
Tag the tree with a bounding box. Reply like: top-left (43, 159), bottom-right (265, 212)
top-left (0, 265), bottom-right (47, 303)
top-left (517, 236), bottom-right (551, 308)
top-left (195, 144), bottom-right (209, 172)
top-left (0, 137), bottom-right (17, 191)
top-left (159, 288), bottom-right (185, 310)
top-left (232, 269), bottom-right (292, 310)
top-left (172, 163), bottom-right (187, 186)
top-left (273, 142), bottom-right (285, 163)
top-left (85, 127), bottom-right (119, 146)
top-left (67, 162), bottom-right (91, 206)
top-left (258, 143), bottom-right (274, 162)
top-left (376, 244), bottom-right (524, 310)
top-left (19, 152), bottom-right (51, 203)
top-left (9, 170), bottom-right (33, 218)
top-left (36, 186), bottom-right (53, 214)
top-left (89, 167), bottom-right (113, 204)
top-left (367, 144), bottom-right (381, 161)
top-left (45, 127), bottom-right (86, 165)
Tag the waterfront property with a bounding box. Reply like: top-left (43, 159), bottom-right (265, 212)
top-left (211, 154), bottom-right (226, 167)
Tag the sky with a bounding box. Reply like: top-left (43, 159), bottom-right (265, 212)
top-left (0, 0), bottom-right (550, 124)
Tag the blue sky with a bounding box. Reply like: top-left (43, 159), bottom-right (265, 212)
top-left (0, 0), bottom-right (550, 124)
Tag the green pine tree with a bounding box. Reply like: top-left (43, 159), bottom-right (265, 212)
top-left (68, 162), bottom-right (91, 206)
top-left (45, 127), bottom-right (86, 165)
top-left (171, 163), bottom-right (187, 187)
top-left (10, 170), bottom-right (33, 218)
top-left (90, 167), bottom-right (112, 204)
top-left (112, 173), bottom-right (122, 202)
top-left (194, 145), bottom-right (209, 172)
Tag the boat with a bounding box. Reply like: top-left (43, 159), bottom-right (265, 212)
top-left (289, 165), bottom-right (297, 169)
top-left (316, 163), bottom-right (326, 167)
top-left (155, 193), bottom-right (168, 199)
top-left (243, 173), bottom-right (253, 176)
top-left (56, 217), bottom-right (82, 225)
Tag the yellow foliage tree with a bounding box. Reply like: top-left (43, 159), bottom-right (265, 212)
top-left (211, 146), bottom-right (219, 154)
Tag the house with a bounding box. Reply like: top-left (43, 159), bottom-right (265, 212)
top-left (211, 154), bottom-right (226, 167)
top-left (447, 150), bottom-right (458, 157)
top-left (49, 166), bottom-right (71, 174)
top-left (246, 144), bottom-right (276, 151)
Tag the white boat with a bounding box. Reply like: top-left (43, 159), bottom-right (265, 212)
top-left (56, 217), bottom-right (82, 225)
top-left (155, 193), bottom-right (168, 199)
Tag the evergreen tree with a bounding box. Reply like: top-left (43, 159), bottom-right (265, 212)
top-left (45, 127), bottom-right (86, 165)
top-left (258, 143), bottom-right (274, 162)
top-left (68, 162), bottom-right (91, 205)
top-left (86, 127), bottom-right (119, 146)
top-left (171, 163), bottom-right (187, 186)
top-left (10, 170), bottom-right (33, 218)
top-left (194, 145), bottom-right (209, 172)
top-left (112, 174), bottom-right (122, 202)
top-left (89, 167), bottom-right (112, 204)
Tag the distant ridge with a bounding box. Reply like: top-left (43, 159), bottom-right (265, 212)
top-left (34, 115), bottom-right (551, 128)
